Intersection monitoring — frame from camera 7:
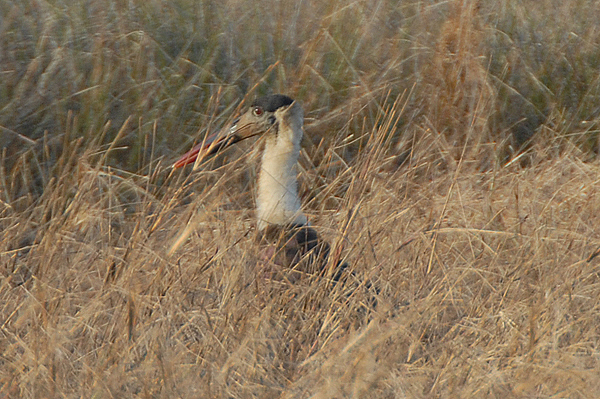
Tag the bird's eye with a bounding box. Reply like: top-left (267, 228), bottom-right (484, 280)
top-left (253, 107), bottom-right (263, 116)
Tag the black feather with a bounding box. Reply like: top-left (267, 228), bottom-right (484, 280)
top-left (258, 223), bottom-right (378, 307)
top-left (251, 94), bottom-right (294, 112)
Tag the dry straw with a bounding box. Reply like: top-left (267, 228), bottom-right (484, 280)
top-left (2, 0), bottom-right (600, 397)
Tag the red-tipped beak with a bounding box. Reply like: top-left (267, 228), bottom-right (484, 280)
top-left (172, 142), bottom-right (203, 169)
top-left (173, 131), bottom-right (241, 169)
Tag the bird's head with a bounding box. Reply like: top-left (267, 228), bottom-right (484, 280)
top-left (173, 94), bottom-right (303, 169)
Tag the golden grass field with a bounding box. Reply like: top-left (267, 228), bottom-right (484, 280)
top-left (2, 0), bottom-right (600, 397)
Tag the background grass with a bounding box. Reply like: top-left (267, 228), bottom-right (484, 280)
top-left (2, 0), bottom-right (600, 397)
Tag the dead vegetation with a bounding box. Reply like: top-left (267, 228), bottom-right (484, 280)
top-left (2, 0), bottom-right (600, 397)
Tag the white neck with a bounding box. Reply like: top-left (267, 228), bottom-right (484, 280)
top-left (256, 125), bottom-right (307, 230)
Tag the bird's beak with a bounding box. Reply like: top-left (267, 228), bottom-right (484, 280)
top-left (172, 128), bottom-right (240, 169)
top-left (173, 115), bottom-right (261, 169)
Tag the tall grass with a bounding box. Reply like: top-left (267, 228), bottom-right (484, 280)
top-left (2, 0), bottom-right (600, 397)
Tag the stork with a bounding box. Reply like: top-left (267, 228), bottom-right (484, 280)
top-left (174, 95), bottom-right (350, 281)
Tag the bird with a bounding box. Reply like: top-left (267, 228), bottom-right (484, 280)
top-left (173, 94), bottom-right (356, 284)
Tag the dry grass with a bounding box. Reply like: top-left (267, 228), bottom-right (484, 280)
top-left (2, 0), bottom-right (600, 397)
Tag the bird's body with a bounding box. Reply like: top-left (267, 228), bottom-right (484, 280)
top-left (174, 94), bottom-right (347, 280)
top-left (254, 98), bottom-right (307, 230)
